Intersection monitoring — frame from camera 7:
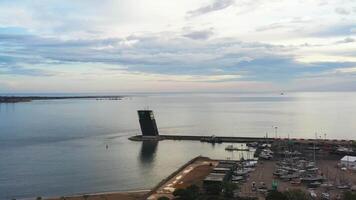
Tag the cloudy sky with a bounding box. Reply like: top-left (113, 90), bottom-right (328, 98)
top-left (0, 0), bottom-right (356, 93)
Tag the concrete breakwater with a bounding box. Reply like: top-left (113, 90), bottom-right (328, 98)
top-left (129, 135), bottom-right (354, 146)
top-left (129, 135), bottom-right (273, 143)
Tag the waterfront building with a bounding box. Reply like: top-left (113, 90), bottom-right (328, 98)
top-left (340, 155), bottom-right (356, 169)
top-left (137, 110), bottom-right (159, 136)
top-left (203, 173), bottom-right (227, 194)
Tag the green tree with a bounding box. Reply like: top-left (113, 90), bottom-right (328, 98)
top-left (283, 189), bottom-right (308, 200)
top-left (173, 188), bottom-right (186, 197)
top-left (185, 185), bottom-right (200, 200)
top-left (173, 185), bottom-right (200, 200)
top-left (351, 141), bottom-right (356, 148)
top-left (223, 182), bottom-right (238, 198)
top-left (343, 191), bottom-right (356, 200)
top-left (266, 190), bottom-right (287, 200)
top-left (204, 183), bottom-right (222, 195)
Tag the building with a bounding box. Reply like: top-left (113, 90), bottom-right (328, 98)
top-left (216, 162), bottom-right (236, 170)
top-left (137, 110), bottom-right (159, 137)
top-left (212, 167), bottom-right (231, 174)
top-left (203, 161), bottom-right (236, 194)
top-left (203, 173), bottom-right (227, 194)
top-left (340, 155), bottom-right (356, 168)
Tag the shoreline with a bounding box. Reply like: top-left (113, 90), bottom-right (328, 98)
top-left (0, 95), bottom-right (124, 103)
top-left (41, 189), bottom-right (150, 200)
top-left (42, 156), bottom-right (215, 200)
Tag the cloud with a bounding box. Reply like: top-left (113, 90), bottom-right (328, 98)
top-left (256, 23), bottom-right (286, 32)
top-left (0, 32), bottom-right (297, 80)
top-left (0, 64), bottom-right (53, 76)
top-left (255, 18), bottom-right (311, 32)
top-left (137, 74), bottom-right (242, 83)
top-left (182, 28), bottom-right (214, 40)
top-left (334, 67), bottom-right (356, 74)
top-left (336, 37), bottom-right (355, 44)
top-left (187, 0), bottom-right (234, 18)
top-left (309, 23), bottom-right (356, 37)
top-left (290, 76), bottom-right (356, 92)
top-left (2, 31), bottom-right (355, 85)
top-left (335, 7), bottom-right (350, 15)
top-left (1, 0), bottom-right (356, 91)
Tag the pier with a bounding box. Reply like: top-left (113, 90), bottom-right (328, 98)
top-left (131, 110), bottom-right (355, 146)
top-left (129, 135), bottom-right (354, 146)
top-left (129, 135), bottom-right (272, 143)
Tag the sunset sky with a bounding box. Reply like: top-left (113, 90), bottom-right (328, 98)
top-left (0, 0), bottom-right (356, 93)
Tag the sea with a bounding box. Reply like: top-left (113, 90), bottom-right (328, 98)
top-left (1, 92), bottom-right (356, 199)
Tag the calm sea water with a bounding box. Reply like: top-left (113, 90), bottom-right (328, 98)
top-left (1, 92), bottom-right (356, 199)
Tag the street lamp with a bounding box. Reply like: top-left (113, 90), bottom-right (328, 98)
top-left (273, 126), bottom-right (278, 138)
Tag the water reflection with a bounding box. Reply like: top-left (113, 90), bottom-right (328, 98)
top-left (139, 140), bottom-right (158, 165)
top-left (0, 103), bottom-right (16, 113)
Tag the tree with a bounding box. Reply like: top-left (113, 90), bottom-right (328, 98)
top-left (173, 185), bottom-right (200, 200)
top-left (283, 189), bottom-right (308, 200)
top-left (343, 191), bottom-right (356, 200)
top-left (173, 188), bottom-right (186, 197)
top-left (266, 190), bottom-right (287, 200)
top-left (184, 185), bottom-right (200, 200)
top-left (204, 183), bottom-right (222, 195)
top-left (351, 141), bottom-right (356, 149)
top-left (223, 182), bottom-right (238, 198)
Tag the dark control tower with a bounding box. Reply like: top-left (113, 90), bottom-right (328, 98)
top-left (138, 110), bottom-right (159, 136)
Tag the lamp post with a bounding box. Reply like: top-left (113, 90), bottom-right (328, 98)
top-left (273, 126), bottom-right (278, 138)
top-left (314, 132), bottom-right (317, 164)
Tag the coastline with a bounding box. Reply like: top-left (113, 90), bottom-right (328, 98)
top-left (0, 96), bottom-right (124, 103)
top-left (42, 156), bottom-right (212, 200)
top-left (43, 189), bottom-right (150, 200)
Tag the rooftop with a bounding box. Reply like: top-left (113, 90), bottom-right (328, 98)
top-left (204, 173), bottom-right (226, 182)
top-left (341, 155), bottom-right (356, 162)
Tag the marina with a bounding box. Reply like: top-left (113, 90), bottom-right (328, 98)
top-left (48, 136), bottom-right (356, 200)
top-left (2, 93), bottom-right (356, 199)
top-left (2, 0), bottom-right (356, 198)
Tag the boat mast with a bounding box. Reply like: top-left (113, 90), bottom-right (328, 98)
top-left (314, 132), bottom-right (317, 164)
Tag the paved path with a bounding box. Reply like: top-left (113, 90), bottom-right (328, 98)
top-left (148, 158), bottom-right (218, 200)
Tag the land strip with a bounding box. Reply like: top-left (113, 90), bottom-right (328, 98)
top-left (146, 156), bottom-right (218, 200)
top-left (45, 190), bottom-right (148, 200)
top-left (0, 96), bottom-right (124, 103)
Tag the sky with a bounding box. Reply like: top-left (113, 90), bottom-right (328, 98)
top-left (0, 0), bottom-right (356, 93)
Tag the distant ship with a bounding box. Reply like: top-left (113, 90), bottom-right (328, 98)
top-left (280, 92), bottom-right (284, 95)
